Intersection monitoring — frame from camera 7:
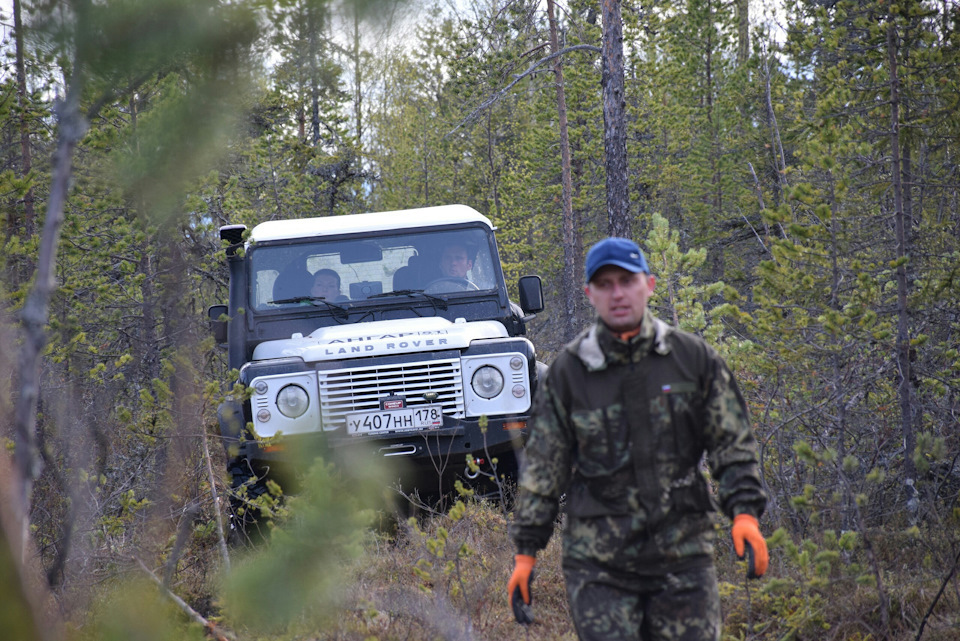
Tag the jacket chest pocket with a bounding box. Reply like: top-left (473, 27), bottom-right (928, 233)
top-left (570, 405), bottom-right (631, 478)
top-left (651, 381), bottom-right (702, 464)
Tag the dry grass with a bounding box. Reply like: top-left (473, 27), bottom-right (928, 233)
top-left (98, 483), bottom-right (958, 641)
top-left (331, 498), bottom-right (577, 641)
top-left (302, 500), bottom-right (959, 641)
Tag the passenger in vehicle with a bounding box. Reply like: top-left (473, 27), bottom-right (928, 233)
top-left (311, 269), bottom-right (346, 301)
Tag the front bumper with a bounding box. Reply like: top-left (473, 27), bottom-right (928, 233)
top-left (239, 413), bottom-right (524, 457)
top-left (223, 410), bottom-right (528, 492)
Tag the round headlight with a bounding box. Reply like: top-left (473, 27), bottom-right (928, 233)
top-left (276, 384), bottom-right (309, 418)
top-left (471, 366), bottom-right (504, 399)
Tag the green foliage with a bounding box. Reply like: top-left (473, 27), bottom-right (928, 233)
top-left (912, 431), bottom-right (948, 476)
top-left (406, 498), bottom-right (475, 601)
top-left (221, 456), bottom-right (386, 633)
top-left (646, 212), bottom-right (732, 341)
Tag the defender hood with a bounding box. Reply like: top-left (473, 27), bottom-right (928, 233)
top-left (252, 317), bottom-right (509, 362)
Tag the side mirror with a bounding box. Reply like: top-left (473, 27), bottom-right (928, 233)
top-left (208, 304), bottom-right (229, 344)
top-left (517, 275), bottom-right (544, 314)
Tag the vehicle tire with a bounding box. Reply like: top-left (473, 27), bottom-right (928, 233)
top-left (226, 460), bottom-right (274, 546)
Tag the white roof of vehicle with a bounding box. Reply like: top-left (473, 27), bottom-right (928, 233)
top-left (248, 205), bottom-right (494, 243)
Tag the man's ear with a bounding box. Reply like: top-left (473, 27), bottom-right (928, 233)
top-left (583, 284), bottom-right (594, 305)
top-left (647, 274), bottom-right (656, 291)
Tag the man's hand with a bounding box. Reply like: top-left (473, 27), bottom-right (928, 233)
top-left (507, 554), bottom-right (536, 624)
top-left (731, 514), bottom-right (768, 579)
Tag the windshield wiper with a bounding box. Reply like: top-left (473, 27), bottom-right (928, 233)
top-left (269, 296), bottom-right (349, 318)
top-left (367, 289), bottom-right (448, 311)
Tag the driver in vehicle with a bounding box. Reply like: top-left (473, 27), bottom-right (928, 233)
top-left (440, 243), bottom-right (474, 279)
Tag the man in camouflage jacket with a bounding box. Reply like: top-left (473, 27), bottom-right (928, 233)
top-left (508, 237), bottom-right (768, 641)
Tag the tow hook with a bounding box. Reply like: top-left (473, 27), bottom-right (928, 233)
top-left (465, 457), bottom-right (486, 480)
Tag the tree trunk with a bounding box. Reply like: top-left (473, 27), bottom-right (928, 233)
top-left (353, 8), bottom-right (363, 145)
top-left (736, 0), bottom-right (749, 66)
top-left (763, 52), bottom-right (788, 214)
top-left (887, 21), bottom-right (917, 525)
top-left (704, 7), bottom-right (724, 281)
top-left (13, 0), bottom-right (36, 241)
top-left (309, 5), bottom-right (321, 145)
top-left (600, 0), bottom-right (630, 238)
top-left (547, 0), bottom-right (579, 342)
top-left (484, 111), bottom-right (501, 217)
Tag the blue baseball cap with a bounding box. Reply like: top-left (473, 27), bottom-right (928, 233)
top-left (584, 237), bottom-right (650, 282)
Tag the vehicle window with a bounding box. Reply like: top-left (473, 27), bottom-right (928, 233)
top-left (249, 227), bottom-right (499, 311)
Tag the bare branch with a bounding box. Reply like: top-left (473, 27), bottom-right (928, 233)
top-left (135, 557), bottom-right (238, 641)
top-left (744, 164), bottom-right (772, 257)
top-left (201, 419), bottom-right (232, 572)
top-left (14, 71), bottom-right (87, 553)
top-left (163, 503), bottom-right (202, 588)
top-left (445, 44), bottom-right (600, 138)
top-left (915, 544), bottom-right (960, 641)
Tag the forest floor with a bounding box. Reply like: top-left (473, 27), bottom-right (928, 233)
top-left (207, 493), bottom-right (959, 641)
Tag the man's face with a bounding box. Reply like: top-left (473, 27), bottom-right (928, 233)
top-left (311, 274), bottom-right (340, 300)
top-left (440, 245), bottom-right (473, 278)
top-left (584, 266), bottom-right (656, 333)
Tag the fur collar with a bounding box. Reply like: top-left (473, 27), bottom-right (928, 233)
top-left (572, 310), bottom-right (672, 371)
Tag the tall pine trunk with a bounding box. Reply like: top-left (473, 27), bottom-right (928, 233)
top-left (353, 8), bottom-right (363, 145)
top-left (309, 4), bottom-right (322, 146)
top-left (600, 0), bottom-right (630, 238)
top-left (14, 0), bottom-right (36, 241)
top-left (736, 0), bottom-right (749, 66)
top-left (887, 20), bottom-right (917, 529)
top-left (547, 0), bottom-right (579, 342)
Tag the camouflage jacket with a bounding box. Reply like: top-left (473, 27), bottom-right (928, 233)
top-left (512, 311), bottom-right (766, 572)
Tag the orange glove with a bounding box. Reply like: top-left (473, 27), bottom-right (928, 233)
top-left (507, 554), bottom-right (536, 624)
top-left (731, 514), bottom-right (768, 579)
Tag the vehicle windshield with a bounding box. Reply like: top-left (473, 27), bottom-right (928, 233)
top-left (248, 227), bottom-right (500, 311)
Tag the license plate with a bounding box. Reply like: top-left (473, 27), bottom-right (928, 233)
top-left (346, 404), bottom-right (444, 434)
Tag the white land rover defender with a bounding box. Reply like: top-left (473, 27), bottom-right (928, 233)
top-left (209, 205), bottom-right (544, 518)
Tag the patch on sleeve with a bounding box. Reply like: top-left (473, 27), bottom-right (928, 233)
top-left (661, 381), bottom-right (697, 394)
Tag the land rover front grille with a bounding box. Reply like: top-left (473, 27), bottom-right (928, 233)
top-left (317, 357), bottom-right (465, 431)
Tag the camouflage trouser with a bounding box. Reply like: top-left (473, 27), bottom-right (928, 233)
top-left (564, 560), bottom-right (721, 641)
